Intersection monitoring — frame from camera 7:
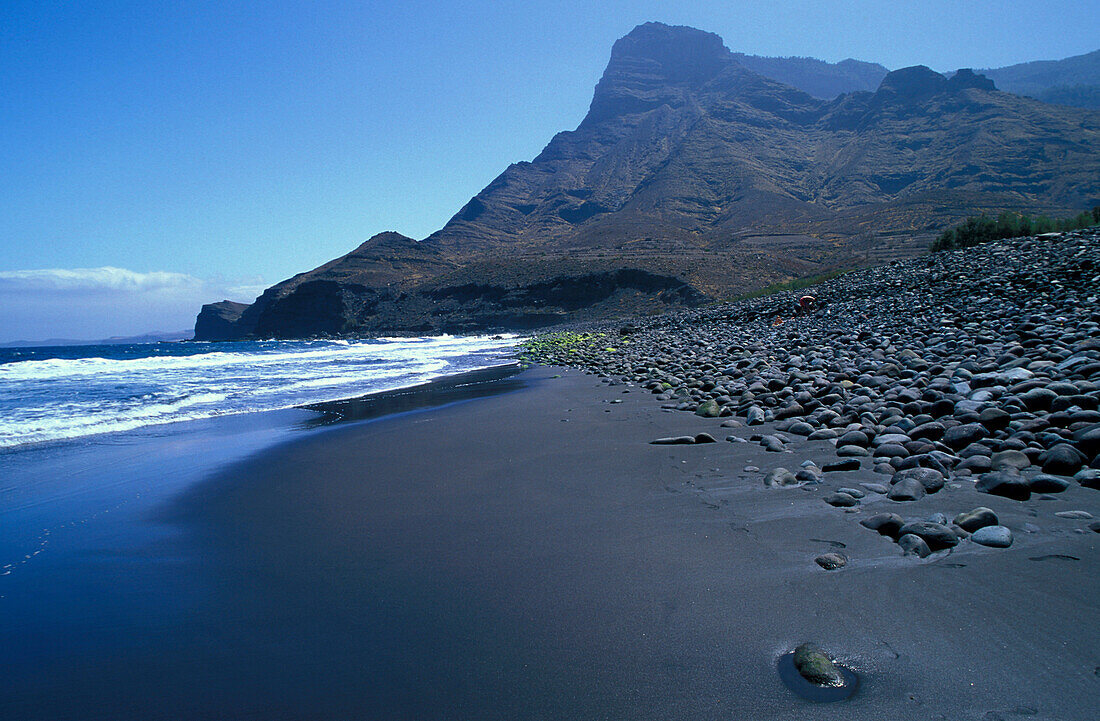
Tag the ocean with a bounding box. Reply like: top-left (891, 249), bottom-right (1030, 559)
top-left (0, 332), bottom-right (528, 719)
top-left (0, 334), bottom-right (521, 449)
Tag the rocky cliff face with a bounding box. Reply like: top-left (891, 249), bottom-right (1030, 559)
top-left (193, 300), bottom-right (250, 341)
top-left (197, 22), bottom-right (1100, 340)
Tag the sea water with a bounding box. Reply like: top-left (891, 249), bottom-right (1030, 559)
top-left (0, 334), bottom-right (521, 449)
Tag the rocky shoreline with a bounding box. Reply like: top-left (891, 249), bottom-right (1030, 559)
top-left (523, 229), bottom-right (1100, 562)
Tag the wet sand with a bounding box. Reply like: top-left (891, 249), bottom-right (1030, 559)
top-left (3, 366), bottom-right (1097, 719)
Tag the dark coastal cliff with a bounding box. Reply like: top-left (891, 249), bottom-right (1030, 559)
top-left (193, 300), bottom-right (250, 341)
top-left (196, 22), bottom-right (1100, 340)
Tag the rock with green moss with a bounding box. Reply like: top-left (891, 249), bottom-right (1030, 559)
top-left (792, 643), bottom-right (844, 686)
top-left (695, 399), bottom-right (721, 417)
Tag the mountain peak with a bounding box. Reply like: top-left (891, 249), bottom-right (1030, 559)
top-left (584, 22), bottom-right (733, 125)
top-left (877, 65), bottom-right (948, 98)
top-left (611, 22), bottom-right (729, 75)
top-left (948, 68), bottom-right (997, 91)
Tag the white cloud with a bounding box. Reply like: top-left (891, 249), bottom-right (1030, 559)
top-left (0, 266), bottom-right (270, 342)
top-left (0, 266), bottom-right (204, 294)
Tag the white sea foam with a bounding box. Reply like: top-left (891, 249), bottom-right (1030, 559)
top-left (0, 335), bottom-right (521, 448)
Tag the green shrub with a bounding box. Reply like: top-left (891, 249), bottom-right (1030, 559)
top-left (931, 206), bottom-right (1100, 251)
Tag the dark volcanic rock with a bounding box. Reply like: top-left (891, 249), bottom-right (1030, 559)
top-left (953, 507), bottom-right (999, 533)
top-left (860, 513), bottom-right (905, 538)
top-left (891, 467), bottom-right (946, 493)
top-left (976, 472), bottom-right (1032, 501)
top-left (193, 300), bottom-right (250, 341)
top-left (887, 477), bottom-right (926, 502)
top-left (897, 521), bottom-right (960, 550)
top-left (814, 552), bottom-right (848, 570)
top-left (1040, 444), bottom-right (1086, 475)
top-left (523, 229), bottom-right (1100, 506)
top-left (898, 533), bottom-right (932, 558)
top-left (943, 423), bottom-right (988, 450)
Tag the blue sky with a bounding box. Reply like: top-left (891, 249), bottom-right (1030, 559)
top-left (1, 0), bottom-right (1097, 341)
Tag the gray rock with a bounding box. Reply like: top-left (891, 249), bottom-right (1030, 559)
top-left (897, 521), bottom-right (960, 550)
top-left (1021, 387), bottom-right (1058, 411)
top-left (1054, 510), bottom-right (1094, 519)
top-left (1028, 474), bottom-right (1070, 493)
top-left (788, 421), bottom-right (814, 436)
top-left (837, 430), bottom-right (870, 448)
top-left (1074, 468), bottom-right (1100, 489)
top-left (823, 492), bottom-right (859, 507)
top-left (860, 482), bottom-right (889, 494)
top-left (898, 533), bottom-right (932, 558)
top-left (954, 507), bottom-right (999, 532)
top-left (909, 421), bottom-right (946, 440)
top-left (836, 445), bottom-right (871, 457)
top-left (887, 477), bottom-right (926, 501)
top-left (860, 513), bottom-right (904, 537)
top-left (1072, 424), bottom-right (1100, 457)
top-left (795, 467), bottom-right (822, 483)
top-left (971, 525), bottom-right (1013, 548)
top-left (837, 487), bottom-right (866, 499)
top-left (1040, 444), bottom-right (1086, 475)
top-left (976, 471), bottom-right (1032, 501)
top-left (990, 449), bottom-right (1030, 472)
top-left (764, 468), bottom-right (799, 487)
top-left (943, 423), bottom-right (989, 449)
top-left (694, 432), bottom-right (717, 443)
top-left (651, 436), bottom-right (696, 445)
top-left (891, 467), bottom-right (946, 493)
top-left (822, 459), bottom-right (861, 472)
top-left (814, 552), bottom-right (848, 570)
top-left (958, 455), bottom-right (993, 473)
top-left (874, 443), bottom-right (910, 458)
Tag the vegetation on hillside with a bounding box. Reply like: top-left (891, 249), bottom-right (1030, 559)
top-left (931, 207), bottom-right (1100, 252)
top-left (730, 268), bottom-right (852, 302)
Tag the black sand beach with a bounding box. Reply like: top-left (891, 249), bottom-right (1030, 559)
top-left (4, 364), bottom-right (1095, 720)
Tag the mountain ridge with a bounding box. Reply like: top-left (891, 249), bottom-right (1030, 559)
top-left (197, 22), bottom-right (1100, 340)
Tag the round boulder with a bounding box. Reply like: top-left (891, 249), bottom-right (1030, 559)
top-left (976, 471), bottom-right (1031, 501)
top-left (823, 492), bottom-right (859, 507)
top-left (898, 533), bottom-right (932, 558)
top-left (897, 521), bottom-right (960, 550)
top-left (891, 467), bottom-right (946, 494)
top-left (1028, 474), bottom-right (1070, 493)
top-left (953, 507), bottom-right (998, 532)
top-left (943, 423), bottom-right (989, 450)
top-left (990, 449), bottom-right (1030, 472)
top-left (1039, 444), bottom-right (1086, 475)
top-left (971, 525), bottom-right (1013, 548)
top-left (859, 513), bottom-right (904, 538)
top-left (764, 468), bottom-right (799, 487)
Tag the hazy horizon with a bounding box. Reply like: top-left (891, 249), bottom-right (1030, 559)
top-left (2, 1), bottom-right (1098, 342)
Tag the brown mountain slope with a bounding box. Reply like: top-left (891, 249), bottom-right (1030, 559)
top-left (197, 22), bottom-right (1100, 339)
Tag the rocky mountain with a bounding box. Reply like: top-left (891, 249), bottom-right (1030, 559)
top-left (713, 49), bottom-right (1099, 110)
top-left (197, 22), bottom-right (1100, 340)
top-left (978, 49), bottom-right (1100, 109)
top-left (731, 53), bottom-right (888, 99)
